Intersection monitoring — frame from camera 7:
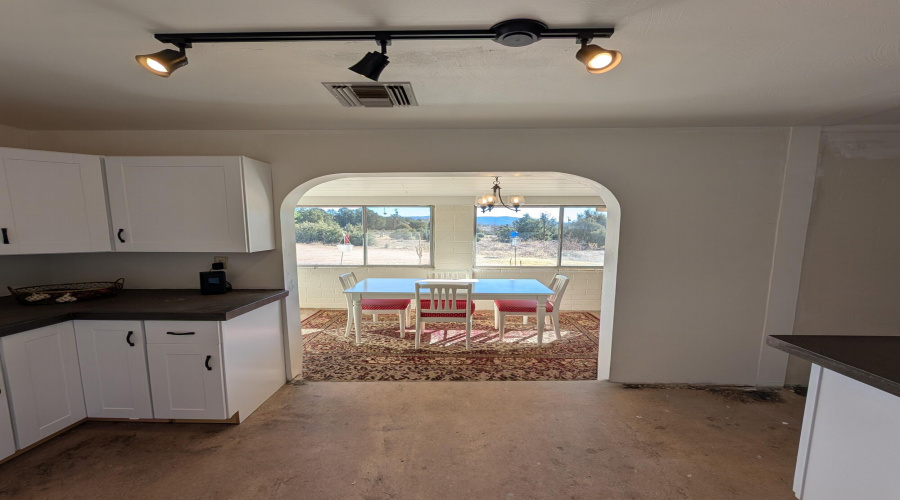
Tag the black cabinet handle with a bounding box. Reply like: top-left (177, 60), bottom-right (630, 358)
top-left (117, 229), bottom-right (125, 243)
top-left (166, 331), bottom-right (195, 336)
top-left (126, 330), bottom-right (135, 346)
top-left (205, 355), bottom-right (212, 371)
top-left (1, 228), bottom-right (8, 245)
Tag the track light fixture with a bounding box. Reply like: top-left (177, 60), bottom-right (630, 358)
top-left (348, 38), bottom-right (390, 81)
top-left (575, 36), bottom-right (622, 74)
top-left (135, 44), bottom-right (189, 77)
top-left (137, 20), bottom-right (619, 79)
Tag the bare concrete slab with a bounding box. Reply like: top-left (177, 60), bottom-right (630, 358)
top-left (0, 381), bottom-right (803, 499)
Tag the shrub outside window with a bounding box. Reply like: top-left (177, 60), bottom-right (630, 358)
top-left (295, 206), bottom-right (432, 266)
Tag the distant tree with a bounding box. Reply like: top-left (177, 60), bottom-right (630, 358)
top-left (295, 207), bottom-right (331, 225)
top-left (332, 207), bottom-right (362, 228)
top-left (512, 213), bottom-right (558, 241)
top-left (366, 209), bottom-right (386, 231)
top-left (565, 210), bottom-right (607, 248)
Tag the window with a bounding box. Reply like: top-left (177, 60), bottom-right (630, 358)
top-left (295, 206), bottom-right (432, 266)
top-left (475, 206), bottom-right (606, 267)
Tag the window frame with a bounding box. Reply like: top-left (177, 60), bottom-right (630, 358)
top-left (473, 205), bottom-right (607, 270)
top-left (295, 205), bottom-right (435, 268)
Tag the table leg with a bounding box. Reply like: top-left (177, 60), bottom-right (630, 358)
top-left (352, 295), bottom-right (363, 345)
top-left (536, 300), bottom-right (546, 347)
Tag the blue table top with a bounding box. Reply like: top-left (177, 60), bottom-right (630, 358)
top-left (343, 278), bottom-right (553, 296)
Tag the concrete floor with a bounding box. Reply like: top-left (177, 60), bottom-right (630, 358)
top-left (0, 381), bottom-right (804, 500)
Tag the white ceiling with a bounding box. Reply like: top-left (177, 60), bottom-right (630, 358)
top-left (302, 174), bottom-right (603, 199)
top-left (1, 0), bottom-right (899, 130)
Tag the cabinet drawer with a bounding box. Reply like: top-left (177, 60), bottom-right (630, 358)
top-left (144, 321), bottom-right (220, 344)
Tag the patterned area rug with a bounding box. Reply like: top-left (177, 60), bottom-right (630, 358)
top-left (301, 309), bottom-right (600, 381)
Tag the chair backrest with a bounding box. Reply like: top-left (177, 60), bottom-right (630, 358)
top-left (338, 272), bottom-right (359, 308)
top-left (427, 269), bottom-right (472, 280)
top-left (547, 275), bottom-right (570, 308)
top-left (415, 281), bottom-right (473, 316)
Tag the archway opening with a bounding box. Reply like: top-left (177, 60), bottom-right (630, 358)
top-left (278, 172), bottom-right (620, 381)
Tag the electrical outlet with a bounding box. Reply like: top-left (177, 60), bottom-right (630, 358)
top-left (213, 256), bottom-right (229, 269)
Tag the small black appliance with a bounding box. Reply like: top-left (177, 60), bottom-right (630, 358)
top-left (200, 263), bottom-right (232, 295)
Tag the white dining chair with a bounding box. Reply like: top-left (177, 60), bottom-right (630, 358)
top-left (415, 281), bottom-right (476, 349)
top-left (338, 272), bottom-right (411, 338)
top-left (493, 274), bottom-right (569, 341)
top-left (427, 269), bottom-right (472, 280)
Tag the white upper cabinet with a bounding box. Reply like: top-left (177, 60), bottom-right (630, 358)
top-left (104, 156), bottom-right (275, 253)
top-left (0, 148), bottom-right (112, 255)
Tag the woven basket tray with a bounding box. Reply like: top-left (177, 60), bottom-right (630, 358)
top-left (8, 279), bottom-right (125, 305)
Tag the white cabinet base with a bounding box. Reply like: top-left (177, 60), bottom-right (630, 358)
top-left (0, 361), bottom-right (16, 461)
top-left (147, 343), bottom-right (227, 420)
top-left (75, 321), bottom-right (153, 419)
top-left (793, 365), bottom-right (900, 499)
top-left (0, 322), bottom-right (86, 449)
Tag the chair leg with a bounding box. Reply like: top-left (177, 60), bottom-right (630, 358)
top-left (345, 311), bottom-right (353, 337)
top-left (399, 311), bottom-right (406, 338)
top-left (523, 315), bottom-right (528, 324)
top-left (415, 318), bottom-right (422, 349)
top-left (372, 314), bottom-right (378, 323)
top-left (499, 313), bottom-right (505, 341)
top-left (493, 304), bottom-right (499, 330)
top-left (465, 317), bottom-right (472, 350)
top-left (553, 312), bottom-right (561, 340)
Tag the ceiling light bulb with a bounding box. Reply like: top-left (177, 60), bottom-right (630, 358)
top-left (588, 53), bottom-right (614, 69)
top-left (146, 58), bottom-right (167, 73)
top-left (575, 43), bottom-right (622, 74)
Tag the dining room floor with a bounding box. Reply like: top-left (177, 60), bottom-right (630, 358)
top-left (301, 308), bottom-right (600, 381)
top-left (0, 380), bottom-right (804, 499)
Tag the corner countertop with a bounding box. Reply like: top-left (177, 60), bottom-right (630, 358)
top-left (768, 335), bottom-right (900, 398)
top-left (0, 289), bottom-right (289, 338)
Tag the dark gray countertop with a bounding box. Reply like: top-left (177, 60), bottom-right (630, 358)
top-left (768, 335), bottom-right (900, 398)
top-left (0, 289), bottom-right (289, 337)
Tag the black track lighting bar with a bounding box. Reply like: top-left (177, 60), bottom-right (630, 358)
top-left (154, 27), bottom-right (614, 47)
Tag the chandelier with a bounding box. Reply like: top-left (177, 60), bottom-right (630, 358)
top-left (476, 177), bottom-right (524, 213)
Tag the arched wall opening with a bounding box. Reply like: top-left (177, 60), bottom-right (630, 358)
top-left (277, 172), bottom-right (621, 381)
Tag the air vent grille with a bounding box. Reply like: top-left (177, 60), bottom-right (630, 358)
top-left (323, 82), bottom-right (418, 108)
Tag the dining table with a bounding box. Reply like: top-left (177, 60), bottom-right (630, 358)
top-left (342, 278), bottom-right (555, 346)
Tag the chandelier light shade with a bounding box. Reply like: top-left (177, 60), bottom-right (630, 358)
top-left (477, 177), bottom-right (524, 213)
top-left (575, 40), bottom-right (622, 74)
top-left (135, 46), bottom-right (189, 77)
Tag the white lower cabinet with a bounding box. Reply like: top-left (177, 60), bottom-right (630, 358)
top-left (0, 322), bottom-right (86, 449)
top-left (74, 321), bottom-right (153, 419)
top-left (147, 342), bottom-right (226, 420)
top-left (0, 360), bottom-right (16, 461)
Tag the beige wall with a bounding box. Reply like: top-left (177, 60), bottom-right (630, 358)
top-left (298, 204), bottom-right (604, 311)
top-left (787, 127), bottom-right (900, 385)
top-left (1, 127), bottom-right (793, 385)
top-left (0, 123), bottom-right (32, 149)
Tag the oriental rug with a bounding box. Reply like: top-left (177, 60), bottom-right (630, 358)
top-left (301, 309), bottom-right (600, 381)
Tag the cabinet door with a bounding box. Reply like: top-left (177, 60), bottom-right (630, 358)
top-left (105, 156), bottom-right (248, 252)
top-left (74, 321), bottom-right (153, 419)
top-left (147, 343), bottom-right (226, 420)
top-left (0, 360), bottom-right (16, 461)
top-left (0, 322), bottom-right (86, 449)
top-left (0, 148), bottom-right (111, 255)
